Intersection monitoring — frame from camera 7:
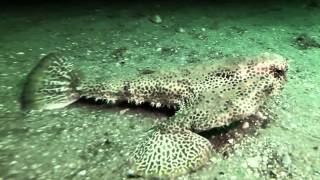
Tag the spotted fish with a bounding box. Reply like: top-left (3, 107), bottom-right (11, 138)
top-left (21, 52), bottom-right (288, 178)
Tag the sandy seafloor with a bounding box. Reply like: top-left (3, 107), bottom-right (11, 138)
top-left (0, 0), bottom-right (320, 179)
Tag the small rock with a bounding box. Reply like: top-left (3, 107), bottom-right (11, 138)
top-left (210, 156), bottom-right (217, 163)
top-left (282, 153), bottom-right (292, 168)
top-left (149, 14), bottom-right (162, 24)
top-left (242, 122), bottom-right (250, 129)
top-left (247, 157), bottom-right (260, 168)
top-left (255, 111), bottom-right (267, 120)
top-left (228, 138), bottom-right (234, 144)
top-left (78, 170), bottom-right (86, 176)
top-left (16, 52), bottom-right (25, 55)
top-left (127, 169), bottom-right (139, 178)
top-left (9, 161), bottom-right (17, 165)
top-left (119, 108), bottom-right (130, 115)
top-left (177, 27), bottom-right (186, 33)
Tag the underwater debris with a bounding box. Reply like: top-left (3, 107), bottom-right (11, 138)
top-left (21, 52), bottom-right (288, 178)
top-left (293, 34), bottom-right (320, 49)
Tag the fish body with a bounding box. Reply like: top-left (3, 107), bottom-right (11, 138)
top-left (22, 52), bottom-right (288, 178)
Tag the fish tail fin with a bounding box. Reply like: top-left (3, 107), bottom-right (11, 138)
top-left (21, 53), bottom-right (81, 111)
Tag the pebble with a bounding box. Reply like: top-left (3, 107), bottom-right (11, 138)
top-left (177, 27), bottom-right (186, 33)
top-left (119, 108), bottom-right (130, 115)
top-left (149, 14), bottom-right (162, 24)
top-left (9, 161), bottom-right (17, 165)
top-left (247, 157), bottom-right (260, 168)
top-left (255, 111), bottom-right (267, 119)
top-left (242, 122), bottom-right (250, 129)
top-left (282, 153), bottom-right (292, 168)
top-left (127, 169), bottom-right (135, 177)
top-left (228, 138), bottom-right (234, 144)
top-left (78, 170), bottom-right (86, 176)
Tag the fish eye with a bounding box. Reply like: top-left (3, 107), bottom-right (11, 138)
top-left (273, 67), bottom-right (286, 79)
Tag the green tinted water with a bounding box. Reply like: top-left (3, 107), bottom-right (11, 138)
top-left (0, 1), bottom-right (319, 179)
